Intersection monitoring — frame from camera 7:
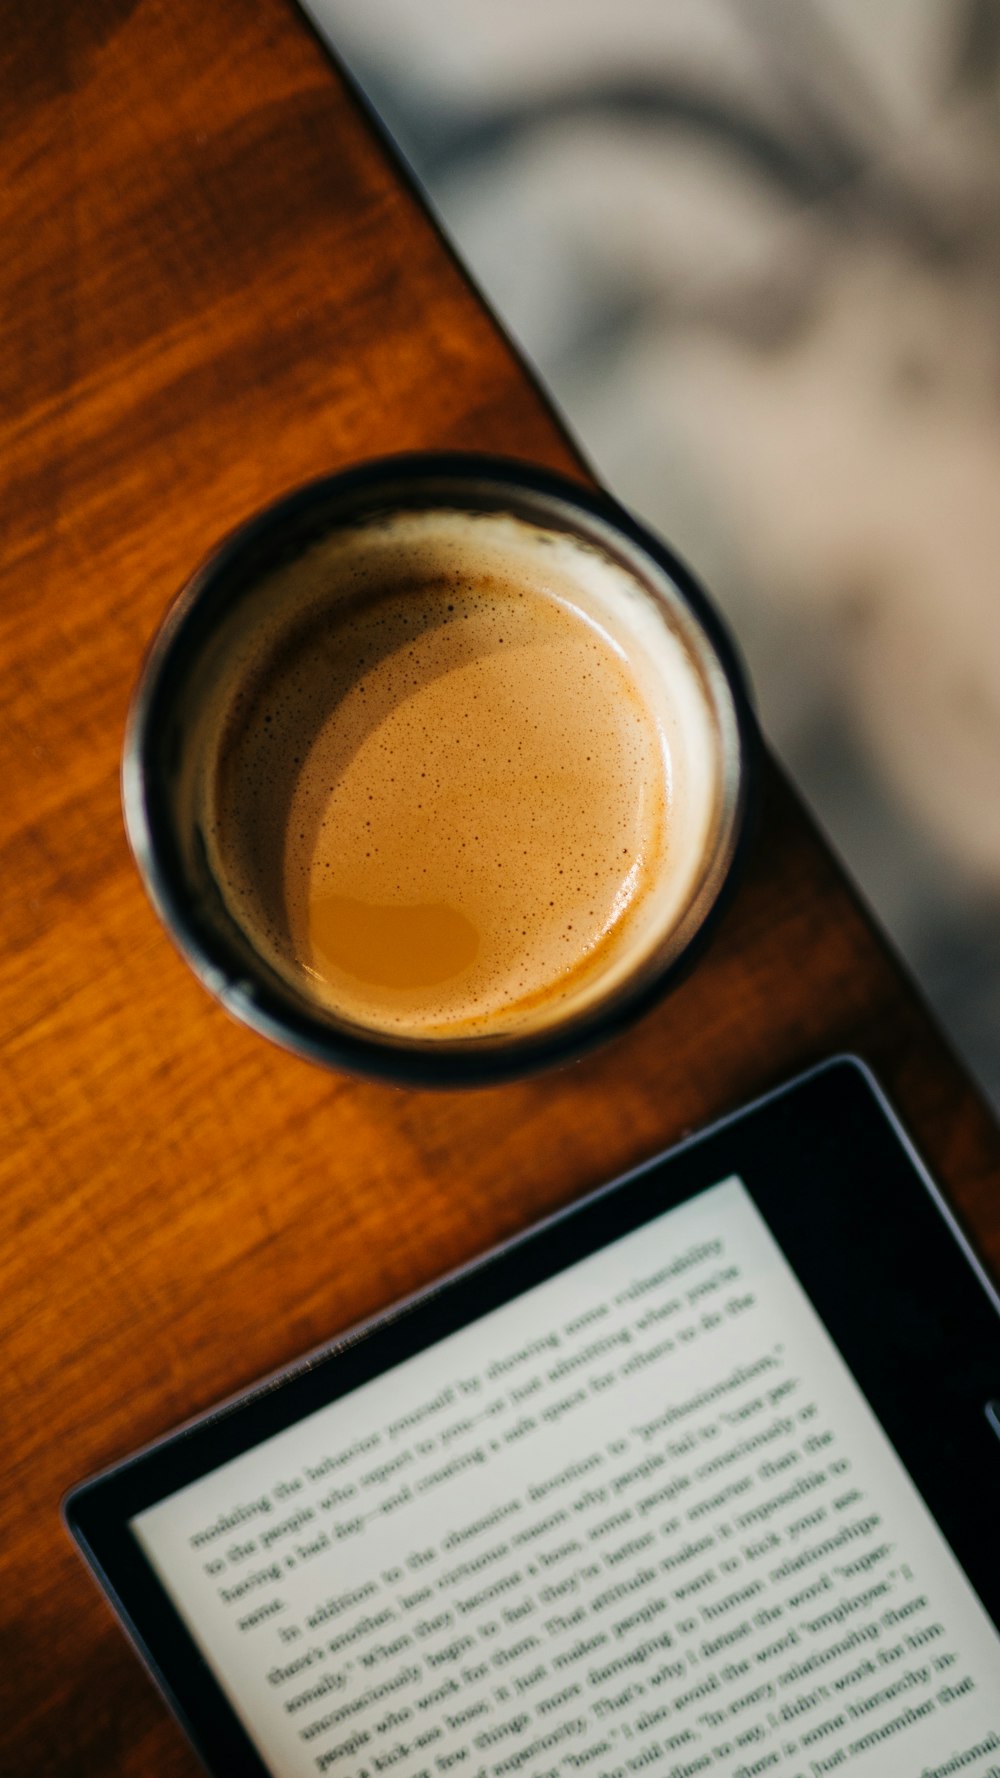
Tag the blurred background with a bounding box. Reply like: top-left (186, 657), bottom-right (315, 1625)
top-left (308, 0), bottom-right (1000, 1109)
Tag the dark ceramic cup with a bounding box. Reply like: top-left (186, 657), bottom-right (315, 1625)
top-left (122, 455), bottom-right (757, 1086)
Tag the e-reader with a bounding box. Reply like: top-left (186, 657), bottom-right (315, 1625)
top-left (66, 1059), bottom-right (1000, 1778)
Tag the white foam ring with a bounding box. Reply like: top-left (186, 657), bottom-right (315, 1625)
top-left (190, 507), bottom-right (731, 1040)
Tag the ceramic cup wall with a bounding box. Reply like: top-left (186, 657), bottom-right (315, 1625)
top-left (122, 456), bottom-right (757, 1085)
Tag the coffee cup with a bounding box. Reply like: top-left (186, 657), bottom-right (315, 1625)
top-left (123, 455), bottom-right (756, 1084)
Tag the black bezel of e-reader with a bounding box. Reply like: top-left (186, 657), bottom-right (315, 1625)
top-left (65, 1057), bottom-right (1000, 1778)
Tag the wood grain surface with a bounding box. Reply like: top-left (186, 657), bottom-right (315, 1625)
top-left (2, 4), bottom-right (998, 1773)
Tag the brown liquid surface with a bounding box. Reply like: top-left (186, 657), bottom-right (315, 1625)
top-left (212, 553), bottom-right (674, 1037)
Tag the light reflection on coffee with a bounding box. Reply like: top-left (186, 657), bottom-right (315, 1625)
top-left (309, 894), bottom-right (480, 992)
top-left (200, 509), bottom-right (723, 1040)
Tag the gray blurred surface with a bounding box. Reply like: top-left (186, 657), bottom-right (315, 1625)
top-left (309, 0), bottom-right (1000, 1108)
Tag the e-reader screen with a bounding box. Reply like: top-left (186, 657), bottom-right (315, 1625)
top-left (68, 1062), bottom-right (1000, 1778)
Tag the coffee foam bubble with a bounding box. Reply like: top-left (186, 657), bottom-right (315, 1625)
top-left (195, 508), bottom-right (724, 1039)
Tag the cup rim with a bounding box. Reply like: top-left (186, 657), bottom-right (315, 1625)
top-left (123, 451), bottom-right (759, 1086)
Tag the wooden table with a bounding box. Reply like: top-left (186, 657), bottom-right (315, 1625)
top-left (3, 5), bottom-right (998, 1773)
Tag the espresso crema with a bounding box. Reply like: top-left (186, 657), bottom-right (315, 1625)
top-left (197, 509), bottom-right (723, 1038)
